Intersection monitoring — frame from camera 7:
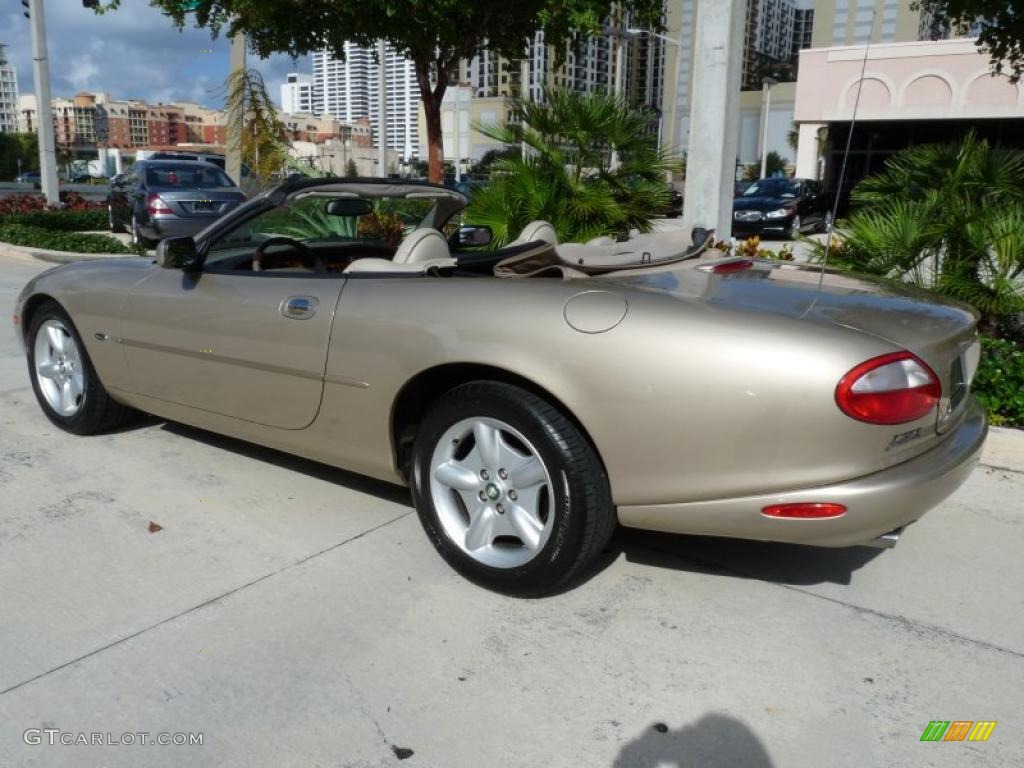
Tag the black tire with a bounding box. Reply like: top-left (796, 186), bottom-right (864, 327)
top-left (410, 381), bottom-right (615, 596)
top-left (818, 210), bottom-right (834, 234)
top-left (26, 301), bottom-right (136, 435)
top-left (108, 205), bottom-right (126, 233)
top-left (131, 211), bottom-right (154, 249)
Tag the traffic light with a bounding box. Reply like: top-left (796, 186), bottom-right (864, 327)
top-left (22, 0), bottom-right (29, 19)
top-left (82, 0), bottom-right (100, 6)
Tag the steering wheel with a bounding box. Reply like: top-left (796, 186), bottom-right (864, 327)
top-left (252, 237), bottom-right (326, 272)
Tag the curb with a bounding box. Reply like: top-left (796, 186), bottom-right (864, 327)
top-left (982, 426), bottom-right (1024, 474)
top-left (0, 240), bottom-right (143, 265)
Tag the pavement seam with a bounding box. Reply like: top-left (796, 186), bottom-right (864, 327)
top-left (978, 462), bottom-right (1024, 476)
top-left (635, 543), bottom-right (1024, 661)
top-left (0, 510), bottom-right (414, 697)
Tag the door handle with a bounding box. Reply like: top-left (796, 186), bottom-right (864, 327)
top-left (280, 296), bottom-right (318, 319)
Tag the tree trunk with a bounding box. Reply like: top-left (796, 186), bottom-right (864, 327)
top-left (416, 61), bottom-right (447, 184)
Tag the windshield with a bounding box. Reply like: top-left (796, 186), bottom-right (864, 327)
top-left (742, 179), bottom-right (801, 199)
top-left (147, 164), bottom-right (234, 188)
top-left (207, 193), bottom-right (439, 255)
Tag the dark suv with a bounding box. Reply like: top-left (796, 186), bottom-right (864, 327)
top-left (108, 160), bottom-right (246, 248)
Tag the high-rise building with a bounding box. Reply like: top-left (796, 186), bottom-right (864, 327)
top-left (812, 0), bottom-right (926, 47)
top-left (0, 44), bottom-right (19, 134)
top-left (792, 0), bottom-right (815, 56)
top-left (280, 73), bottom-right (314, 114)
top-left (312, 43), bottom-right (420, 160)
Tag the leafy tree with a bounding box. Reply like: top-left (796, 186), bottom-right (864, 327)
top-left (743, 151), bottom-right (789, 180)
top-left (470, 146), bottom-right (520, 177)
top-left (226, 68), bottom-right (289, 186)
top-left (465, 88), bottom-right (675, 246)
top-left (812, 131), bottom-right (1024, 331)
top-left (915, 0), bottom-right (1024, 81)
top-left (99, 0), bottom-right (662, 183)
top-left (346, 158), bottom-right (359, 177)
top-left (0, 133), bottom-right (39, 180)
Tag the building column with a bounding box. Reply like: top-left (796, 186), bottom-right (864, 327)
top-left (795, 122), bottom-right (826, 180)
top-left (681, 0), bottom-right (745, 241)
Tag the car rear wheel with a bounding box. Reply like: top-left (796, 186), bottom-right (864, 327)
top-left (818, 210), bottom-right (834, 234)
top-left (410, 381), bottom-right (615, 596)
top-left (131, 212), bottom-right (154, 249)
top-left (108, 205), bottom-right (125, 233)
top-left (27, 302), bottom-right (136, 435)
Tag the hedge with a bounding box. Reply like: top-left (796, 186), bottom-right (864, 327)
top-left (0, 223), bottom-right (142, 255)
top-left (0, 209), bottom-right (108, 232)
top-left (973, 336), bottom-right (1024, 428)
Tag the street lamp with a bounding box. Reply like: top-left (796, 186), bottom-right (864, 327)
top-left (626, 28), bottom-right (682, 47)
top-left (759, 76), bottom-right (778, 180)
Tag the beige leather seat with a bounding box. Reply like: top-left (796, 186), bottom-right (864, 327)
top-left (511, 220), bottom-right (558, 246)
top-left (393, 228), bottom-right (451, 264)
top-left (342, 227), bottom-right (454, 274)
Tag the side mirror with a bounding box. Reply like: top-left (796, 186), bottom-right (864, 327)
top-left (156, 237), bottom-right (200, 270)
top-left (453, 225), bottom-right (493, 247)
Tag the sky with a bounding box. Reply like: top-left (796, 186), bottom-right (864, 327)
top-left (2, 0), bottom-right (307, 109)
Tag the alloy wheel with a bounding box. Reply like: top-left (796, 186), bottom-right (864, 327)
top-left (429, 417), bottom-right (554, 569)
top-left (33, 319), bottom-right (85, 417)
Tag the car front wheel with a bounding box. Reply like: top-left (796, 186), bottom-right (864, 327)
top-left (27, 301), bottom-right (136, 435)
top-left (411, 381), bottom-right (615, 596)
top-left (787, 215), bottom-right (802, 239)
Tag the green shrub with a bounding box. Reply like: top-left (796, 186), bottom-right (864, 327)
top-left (0, 209), bottom-right (108, 232)
top-left (973, 336), bottom-right (1024, 427)
top-left (0, 223), bottom-right (143, 255)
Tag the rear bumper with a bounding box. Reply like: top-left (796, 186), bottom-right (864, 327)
top-left (140, 216), bottom-right (219, 240)
top-left (617, 398), bottom-right (987, 547)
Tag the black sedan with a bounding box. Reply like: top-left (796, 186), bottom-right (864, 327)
top-left (108, 160), bottom-right (246, 248)
top-left (732, 178), bottom-right (831, 239)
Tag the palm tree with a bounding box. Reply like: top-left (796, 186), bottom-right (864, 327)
top-left (818, 131), bottom-right (1024, 331)
top-left (465, 89), bottom-right (677, 246)
top-left (225, 68), bottom-right (289, 189)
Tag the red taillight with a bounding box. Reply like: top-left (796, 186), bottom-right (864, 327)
top-left (836, 351), bottom-right (941, 425)
top-left (146, 193), bottom-right (173, 215)
top-left (712, 258), bottom-right (754, 274)
top-left (762, 503), bottom-right (847, 519)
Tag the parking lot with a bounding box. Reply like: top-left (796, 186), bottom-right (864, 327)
top-left (1, 252), bottom-right (1022, 768)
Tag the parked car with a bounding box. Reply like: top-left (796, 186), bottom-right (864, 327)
top-left (662, 184), bottom-right (683, 218)
top-left (107, 160), bottom-right (247, 248)
top-left (15, 171), bottom-right (41, 184)
top-left (732, 177), bottom-right (831, 239)
top-left (15, 177), bottom-right (986, 596)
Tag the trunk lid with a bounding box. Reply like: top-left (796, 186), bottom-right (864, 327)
top-left (608, 260), bottom-right (981, 460)
top-left (150, 186), bottom-right (245, 219)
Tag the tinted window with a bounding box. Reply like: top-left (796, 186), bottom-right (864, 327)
top-left (145, 165), bottom-right (234, 188)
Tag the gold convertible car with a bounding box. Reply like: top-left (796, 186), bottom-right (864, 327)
top-left (14, 179), bottom-right (987, 595)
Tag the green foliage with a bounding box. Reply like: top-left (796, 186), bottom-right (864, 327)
top-left (744, 151), bottom-right (789, 180)
top-left (226, 68), bottom-right (289, 185)
top-left (0, 210), bottom-right (108, 232)
top-left (973, 336), bottom-right (1024, 427)
top-left (345, 158), bottom-right (359, 177)
top-left (814, 132), bottom-right (1024, 330)
top-left (465, 88), bottom-right (676, 246)
top-left (915, 0), bottom-right (1024, 81)
top-left (0, 223), bottom-right (143, 254)
top-left (470, 147), bottom-right (520, 177)
top-left (0, 133), bottom-right (39, 180)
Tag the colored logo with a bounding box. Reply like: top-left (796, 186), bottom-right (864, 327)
top-left (920, 721), bottom-right (996, 742)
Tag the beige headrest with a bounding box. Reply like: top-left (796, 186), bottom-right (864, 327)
top-left (512, 220), bottom-right (558, 246)
top-left (392, 228), bottom-right (451, 264)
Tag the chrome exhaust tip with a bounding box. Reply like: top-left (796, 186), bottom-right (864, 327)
top-left (867, 527), bottom-right (903, 549)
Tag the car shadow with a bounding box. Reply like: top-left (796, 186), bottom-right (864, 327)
top-left (612, 713), bottom-right (775, 768)
top-left (615, 527), bottom-right (884, 587)
top-left (158, 421), bottom-right (414, 507)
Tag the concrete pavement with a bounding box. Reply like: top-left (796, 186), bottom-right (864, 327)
top-left (1, 254), bottom-right (1022, 768)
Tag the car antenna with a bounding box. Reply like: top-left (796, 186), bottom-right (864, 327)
top-left (820, 11), bottom-right (875, 280)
